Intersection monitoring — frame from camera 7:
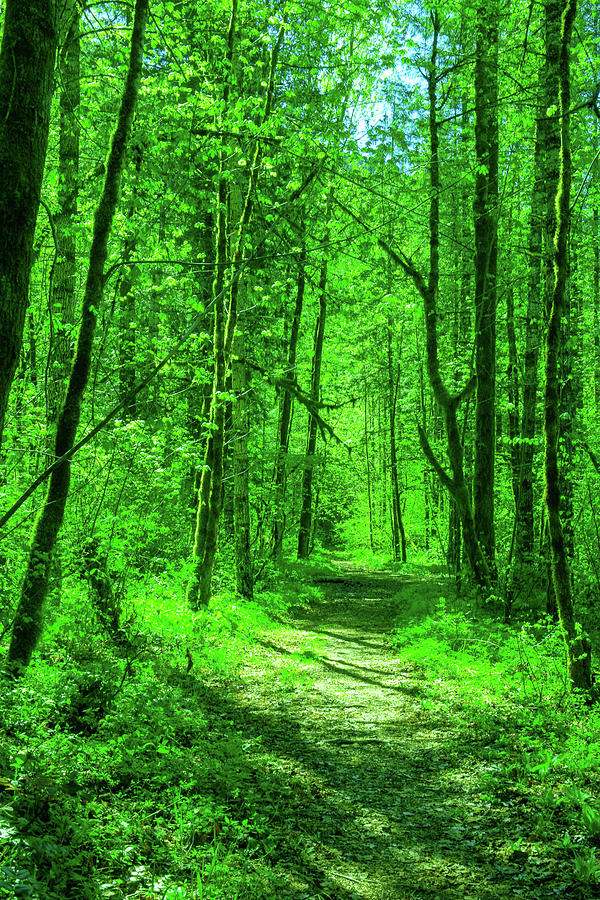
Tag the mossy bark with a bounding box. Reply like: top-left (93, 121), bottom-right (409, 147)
top-left (387, 318), bottom-right (406, 562)
top-left (7, 0), bottom-right (149, 673)
top-left (187, 12), bottom-right (283, 607)
top-left (47, 8), bottom-right (80, 431)
top-left (298, 204), bottom-right (330, 559)
top-left (273, 232), bottom-right (305, 559)
top-left (507, 72), bottom-right (545, 617)
top-left (473, 0), bottom-right (499, 574)
top-left (0, 0), bottom-right (57, 449)
top-left (543, 0), bottom-right (592, 691)
top-left (232, 329), bottom-right (253, 599)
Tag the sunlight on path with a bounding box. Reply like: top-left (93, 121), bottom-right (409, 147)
top-left (227, 563), bottom-right (561, 899)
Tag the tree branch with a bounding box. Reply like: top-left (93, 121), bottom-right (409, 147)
top-left (417, 423), bottom-right (455, 493)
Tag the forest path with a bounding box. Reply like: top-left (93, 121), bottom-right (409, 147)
top-left (225, 560), bottom-right (561, 900)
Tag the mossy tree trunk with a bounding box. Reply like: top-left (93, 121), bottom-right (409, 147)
top-left (7, 0), bottom-right (150, 673)
top-left (472, 0), bottom-right (499, 575)
top-left (0, 0), bottom-right (58, 450)
top-left (543, 0), bottom-right (592, 691)
top-left (232, 328), bottom-right (253, 599)
top-left (273, 229), bottom-right (305, 559)
top-left (387, 318), bottom-right (406, 562)
top-left (47, 7), bottom-right (80, 432)
top-left (298, 198), bottom-right (331, 559)
top-left (507, 71), bottom-right (545, 618)
top-left (187, 9), bottom-right (284, 607)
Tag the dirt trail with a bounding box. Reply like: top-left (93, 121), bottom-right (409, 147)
top-left (225, 562), bottom-right (578, 899)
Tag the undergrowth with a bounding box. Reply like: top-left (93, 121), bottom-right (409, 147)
top-left (0, 563), bottom-right (322, 900)
top-left (390, 588), bottom-right (600, 888)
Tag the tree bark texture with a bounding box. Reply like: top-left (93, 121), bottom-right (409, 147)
top-left (232, 328), bottom-right (253, 599)
top-left (473, 0), bottom-right (499, 573)
top-left (387, 318), bottom-right (406, 562)
top-left (543, 0), bottom-right (592, 691)
top-left (7, 0), bottom-right (150, 672)
top-left (0, 0), bottom-right (58, 449)
top-left (47, 8), bottom-right (80, 431)
top-left (272, 233), bottom-right (305, 558)
top-left (298, 197), bottom-right (331, 559)
top-left (507, 74), bottom-right (545, 617)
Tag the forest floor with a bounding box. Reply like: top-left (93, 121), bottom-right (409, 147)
top-left (3, 557), bottom-right (599, 899)
top-left (210, 558), bottom-right (597, 899)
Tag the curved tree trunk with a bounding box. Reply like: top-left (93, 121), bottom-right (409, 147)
top-left (0, 0), bottom-right (58, 449)
top-left (7, 0), bottom-right (150, 673)
top-left (382, 11), bottom-right (490, 591)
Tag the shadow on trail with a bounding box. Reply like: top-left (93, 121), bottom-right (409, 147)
top-left (256, 639), bottom-right (402, 683)
top-left (164, 565), bottom-right (581, 899)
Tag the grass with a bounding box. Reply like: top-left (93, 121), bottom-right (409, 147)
top-left (3, 554), bottom-right (600, 896)
top-left (389, 583), bottom-right (600, 889)
top-left (0, 563), bottom-right (323, 900)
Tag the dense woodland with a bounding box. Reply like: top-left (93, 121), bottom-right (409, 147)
top-left (3, 0), bottom-right (600, 896)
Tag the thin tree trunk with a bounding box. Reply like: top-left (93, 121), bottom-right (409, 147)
top-left (0, 0), bottom-right (58, 449)
top-left (364, 376), bottom-right (375, 553)
top-left (543, 0), bottom-right (592, 691)
top-left (7, 0), bottom-right (149, 672)
top-left (232, 329), bottom-right (253, 599)
top-left (298, 194), bottom-right (332, 559)
top-left (388, 318), bottom-right (406, 562)
top-left (47, 7), bottom-right (80, 431)
top-left (593, 205), bottom-right (600, 412)
top-left (507, 71), bottom-right (545, 617)
top-left (272, 231), bottom-right (305, 558)
top-left (187, 11), bottom-right (283, 606)
top-left (505, 284), bottom-right (519, 507)
top-left (473, 0), bottom-right (499, 573)
top-left (382, 11), bottom-right (490, 590)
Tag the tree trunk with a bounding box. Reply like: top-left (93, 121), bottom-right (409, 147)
top-left (505, 284), bottom-right (519, 507)
top-left (364, 376), bottom-right (375, 552)
top-left (0, 0), bottom-right (58, 449)
top-left (593, 205), bottom-right (600, 412)
top-left (298, 197), bottom-right (331, 559)
top-left (272, 231), bottom-right (305, 559)
top-left (543, 0), bottom-right (592, 691)
top-left (231, 323), bottom-right (253, 598)
top-left (473, 0), bottom-right (499, 574)
top-left (47, 7), bottom-right (80, 431)
top-left (387, 318), bottom-right (406, 562)
top-left (507, 71), bottom-right (545, 618)
top-left (187, 11), bottom-right (283, 606)
top-left (383, 11), bottom-right (491, 591)
top-left (7, 0), bottom-right (149, 673)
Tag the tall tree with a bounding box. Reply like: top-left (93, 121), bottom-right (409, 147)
top-left (47, 5), bottom-right (80, 431)
top-left (543, 0), bottom-right (592, 690)
top-left (472, 0), bottom-right (499, 574)
top-left (298, 192), bottom-right (332, 559)
top-left (0, 0), bottom-right (58, 449)
top-left (383, 10), bottom-right (491, 590)
top-left (7, 0), bottom-right (150, 672)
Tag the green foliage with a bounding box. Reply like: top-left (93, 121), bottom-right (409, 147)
top-left (0, 564), bottom-right (320, 899)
